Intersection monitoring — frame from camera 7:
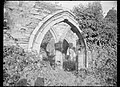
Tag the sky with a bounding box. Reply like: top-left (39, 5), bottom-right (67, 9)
top-left (49, 1), bottom-right (117, 17)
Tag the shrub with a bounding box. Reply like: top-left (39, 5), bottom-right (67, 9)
top-left (72, 1), bottom-right (117, 86)
top-left (63, 60), bottom-right (76, 71)
top-left (3, 45), bottom-right (30, 86)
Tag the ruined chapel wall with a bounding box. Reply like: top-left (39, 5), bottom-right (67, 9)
top-left (4, 1), bottom-right (62, 51)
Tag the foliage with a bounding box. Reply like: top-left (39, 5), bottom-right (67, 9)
top-left (63, 60), bottom-right (76, 71)
top-left (105, 7), bottom-right (117, 23)
top-left (3, 45), bottom-right (26, 86)
top-left (73, 2), bottom-right (117, 51)
top-left (3, 45), bottom-right (40, 86)
top-left (72, 1), bottom-right (117, 86)
top-left (3, 1), bottom-right (117, 86)
top-left (3, 45), bottom-right (77, 86)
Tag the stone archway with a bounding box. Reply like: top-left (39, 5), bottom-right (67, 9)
top-left (28, 9), bottom-right (87, 68)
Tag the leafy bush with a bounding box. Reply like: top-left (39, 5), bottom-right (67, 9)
top-left (3, 45), bottom-right (41, 86)
top-left (63, 60), bottom-right (76, 71)
top-left (105, 8), bottom-right (117, 23)
top-left (3, 45), bottom-right (27, 86)
top-left (3, 45), bottom-right (25, 57)
top-left (3, 45), bottom-right (76, 86)
top-left (72, 1), bottom-right (117, 86)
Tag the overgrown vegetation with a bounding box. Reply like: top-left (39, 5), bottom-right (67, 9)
top-left (63, 60), bottom-right (76, 71)
top-left (72, 1), bottom-right (117, 86)
top-left (3, 45), bottom-right (77, 86)
top-left (3, 45), bottom-right (26, 86)
top-left (3, 1), bottom-right (117, 86)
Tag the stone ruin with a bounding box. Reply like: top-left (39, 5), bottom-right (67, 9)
top-left (4, 1), bottom-right (92, 71)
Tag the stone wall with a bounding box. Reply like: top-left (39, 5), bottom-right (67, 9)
top-left (4, 1), bottom-right (62, 51)
top-left (4, 1), bottom-right (91, 68)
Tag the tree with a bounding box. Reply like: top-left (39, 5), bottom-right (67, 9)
top-left (105, 7), bottom-right (117, 23)
top-left (72, 1), bottom-right (117, 86)
top-left (72, 1), bottom-right (104, 49)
